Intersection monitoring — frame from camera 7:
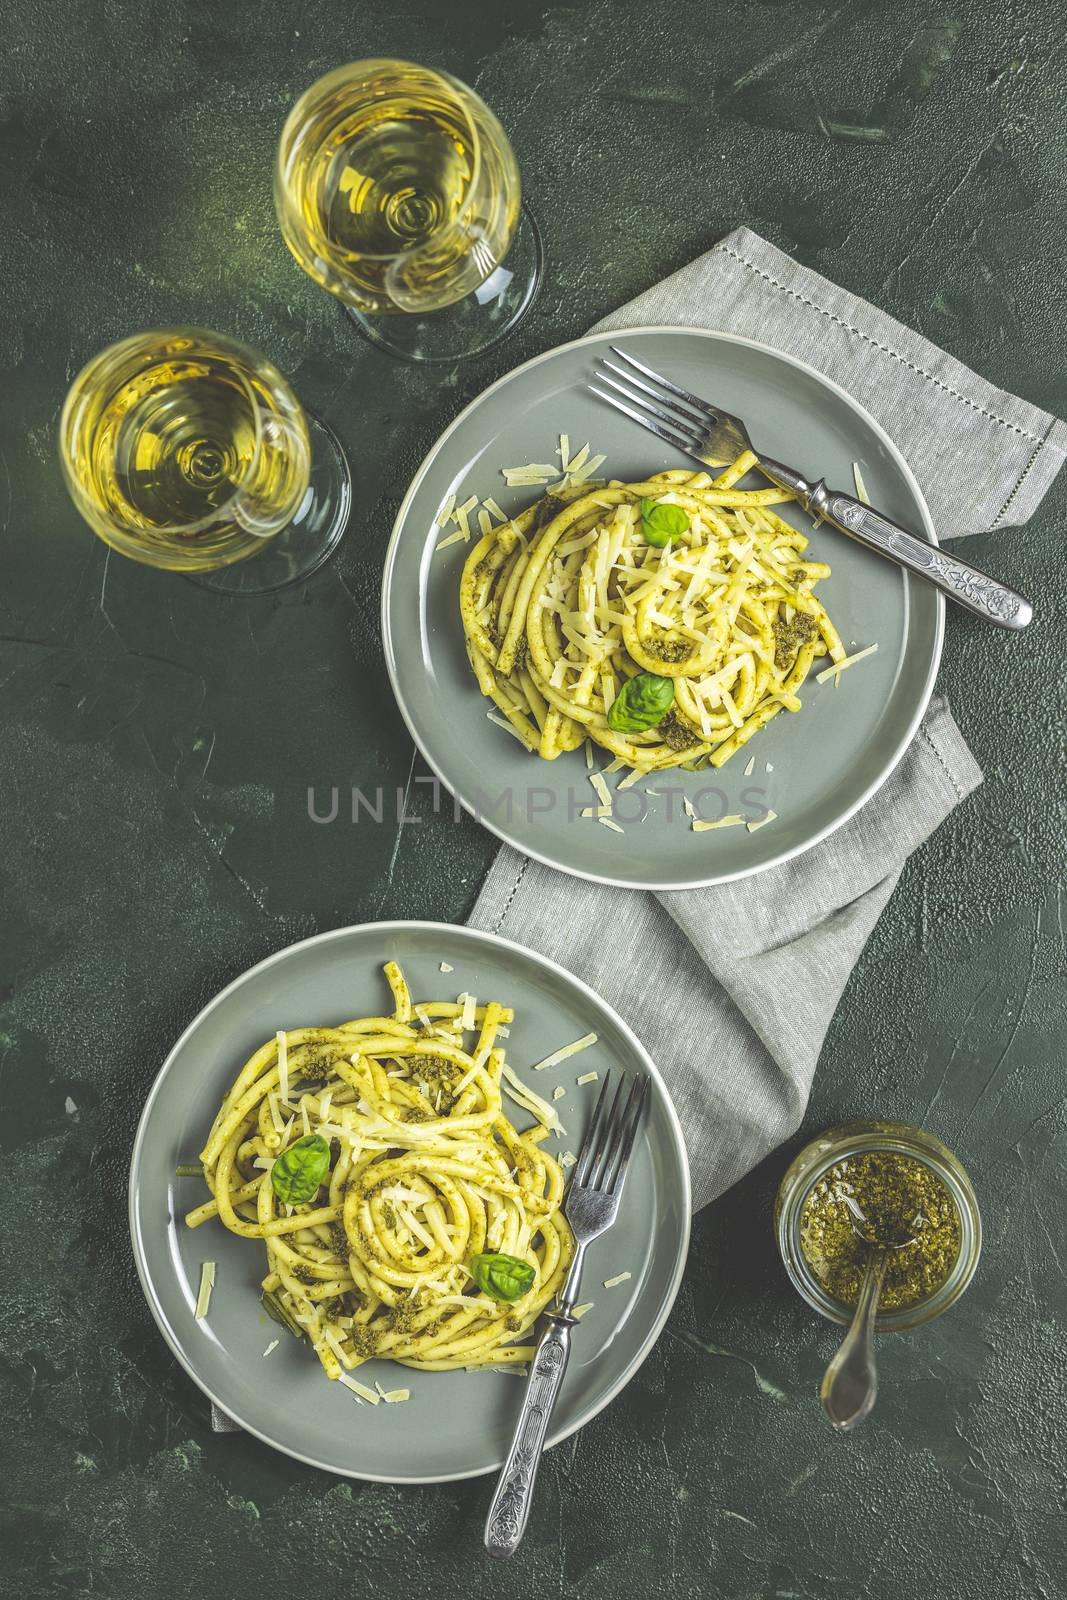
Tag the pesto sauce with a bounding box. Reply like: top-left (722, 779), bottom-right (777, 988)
top-left (799, 1151), bottom-right (962, 1311)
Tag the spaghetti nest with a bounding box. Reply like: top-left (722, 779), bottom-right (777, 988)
top-left (186, 962), bottom-right (574, 1378)
top-left (460, 450), bottom-right (846, 773)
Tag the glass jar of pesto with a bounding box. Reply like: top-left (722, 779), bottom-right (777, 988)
top-left (774, 1121), bottom-right (981, 1332)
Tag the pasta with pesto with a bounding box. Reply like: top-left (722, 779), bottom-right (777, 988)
top-left (184, 962), bottom-right (574, 1380)
top-left (459, 450), bottom-right (846, 774)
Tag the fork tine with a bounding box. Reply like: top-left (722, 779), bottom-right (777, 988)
top-left (606, 1076), bottom-right (649, 1195)
top-left (592, 1076), bottom-right (644, 1192)
top-left (571, 1072), bottom-right (613, 1188)
top-left (587, 385), bottom-right (697, 459)
top-left (599, 359), bottom-right (712, 430)
top-left (609, 344), bottom-right (726, 424)
top-left (586, 1075), bottom-right (628, 1190)
top-left (594, 370), bottom-right (708, 450)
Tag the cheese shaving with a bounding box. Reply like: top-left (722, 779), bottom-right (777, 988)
top-left (576, 1071), bottom-right (599, 1086)
top-left (747, 810), bottom-right (778, 832)
top-left (501, 1062), bottom-right (566, 1133)
top-left (435, 492), bottom-right (457, 528)
top-left (599, 817), bottom-right (624, 834)
top-left (194, 1261), bottom-right (215, 1320)
top-left (530, 1032), bottom-right (598, 1072)
top-left (603, 1271), bottom-right (632, 1289)
top-left (692, 814), bottom-right (745, 832)
top-left (339, 1373), bottom-right (380, 1404)
top-left (816, 643), bottom-right (878, 683)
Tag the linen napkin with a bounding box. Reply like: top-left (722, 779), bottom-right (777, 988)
top-left (468, 226), bottom-right (1067, 1212)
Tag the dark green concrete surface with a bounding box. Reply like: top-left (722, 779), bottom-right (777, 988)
top-left (2, 2), bottom-right (1066, 1596)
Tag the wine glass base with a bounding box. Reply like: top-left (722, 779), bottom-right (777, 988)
top-left (189, 412), bottom-right (352, 596)
top-left (344, 202), bottom-right (543, 364)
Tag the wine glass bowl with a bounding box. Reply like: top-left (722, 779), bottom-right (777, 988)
top-left (275, 59), bottom-right (541, 362)
top-left (59, 329), bottom-right (352, 592)
top-left (59, 329), bottom-right (312, 571)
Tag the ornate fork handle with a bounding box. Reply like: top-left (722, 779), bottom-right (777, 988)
top-left (484, 1312), bottom-right (574, 1558)
top-left (759, 458), bottom-right (1033, 630)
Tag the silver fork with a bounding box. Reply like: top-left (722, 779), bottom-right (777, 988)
top-left (590, 345), bottom-right (1032, 629)
top-left (484, 1071), bottom-right (650, 1558)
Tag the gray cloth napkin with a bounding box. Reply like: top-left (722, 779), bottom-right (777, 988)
top-left (469, 226), bottom-right (1066, 1212)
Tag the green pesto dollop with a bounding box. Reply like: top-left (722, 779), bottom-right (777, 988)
top-left (799, 1151), bottom-right (962, 1311)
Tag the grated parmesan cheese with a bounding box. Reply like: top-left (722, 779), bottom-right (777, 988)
top-left (531, 1032), bottom-right (598, 1072)
top-left (263, 1339), bottom-right (280, 1357)
top-left (599, 817), bottom-right (624, 834)
top-left (339, 1373), bottom-right (379, 1404)
top-left (603, 1272), bottom-right (632, 1289)
top-left (572, 1302), bottom-right (595, 1319)
top-left (816, 643), bottom-right (878, 684)
top-left (561, 1152), bottom-right (577, 1167)
top-left (458, 992), bottom-right (476, 1031)
top-left (501, 1062), bottom-right (566, 1134)
top-left (435, 492), bottom-right (457, 527)
top-left (852, 462), bottom-right (871, 504)
top-left (552, 1085), bottom-right (566, 1101)
top-left (439, 961), bottom-right (453, 973)
top-left (194, 1261), bottom-right (215, 1320)
top-left (577, 1071), bottom-right (599, 1086)
top-left (692, 814), bottom-right (745, 832)
top-left (747, 810), bottom-right (777, 832)
top-left (382, 1388), bottom-right (410, 1404)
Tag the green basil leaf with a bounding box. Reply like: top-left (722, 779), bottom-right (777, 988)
top-left (640, 497), bottom-right (690, 547)
top-left (607, 672), bottom-right (675, 734)
top-left (270, 1133), bottom-right (331, 1205)
top-left (469, 1251), bottom-right (536, 1302)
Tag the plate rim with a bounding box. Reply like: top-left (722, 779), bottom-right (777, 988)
top-left (128, 918), bottom-right (692, 1484)
top-left (381, 323), bottom-right (946, 890)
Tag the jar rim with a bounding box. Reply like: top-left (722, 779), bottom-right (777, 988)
top-left (775, 1121), bottom-right (982, 1332)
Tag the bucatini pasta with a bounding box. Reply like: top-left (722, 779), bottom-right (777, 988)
top-left (459, 451), bottom-right (847, 775)
top-left (184, 962), bottom-right (574, 1378)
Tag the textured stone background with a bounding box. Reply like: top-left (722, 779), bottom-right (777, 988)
top-left (2, 1), bottom-right (1066, 1596)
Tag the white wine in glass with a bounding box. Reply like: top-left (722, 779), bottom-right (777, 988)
top-left (59, 329), bottom-right (351, 594)
top-left (275, 59), bottom-right (542, 363)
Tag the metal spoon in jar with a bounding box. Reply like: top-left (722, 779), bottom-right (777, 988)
top-left (820, 1199), bottom-right (921, 1431)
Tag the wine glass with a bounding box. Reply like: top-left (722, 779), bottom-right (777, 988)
top-left (59, 328), bottom-right (351, 594)
top-left (274, 59), bottom-right (542, 364)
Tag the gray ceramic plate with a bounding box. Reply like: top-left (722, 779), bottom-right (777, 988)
top-left (129, 921), bottom-right (690, 1483)
top-left (382, 327), bottom-right (944, 890)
